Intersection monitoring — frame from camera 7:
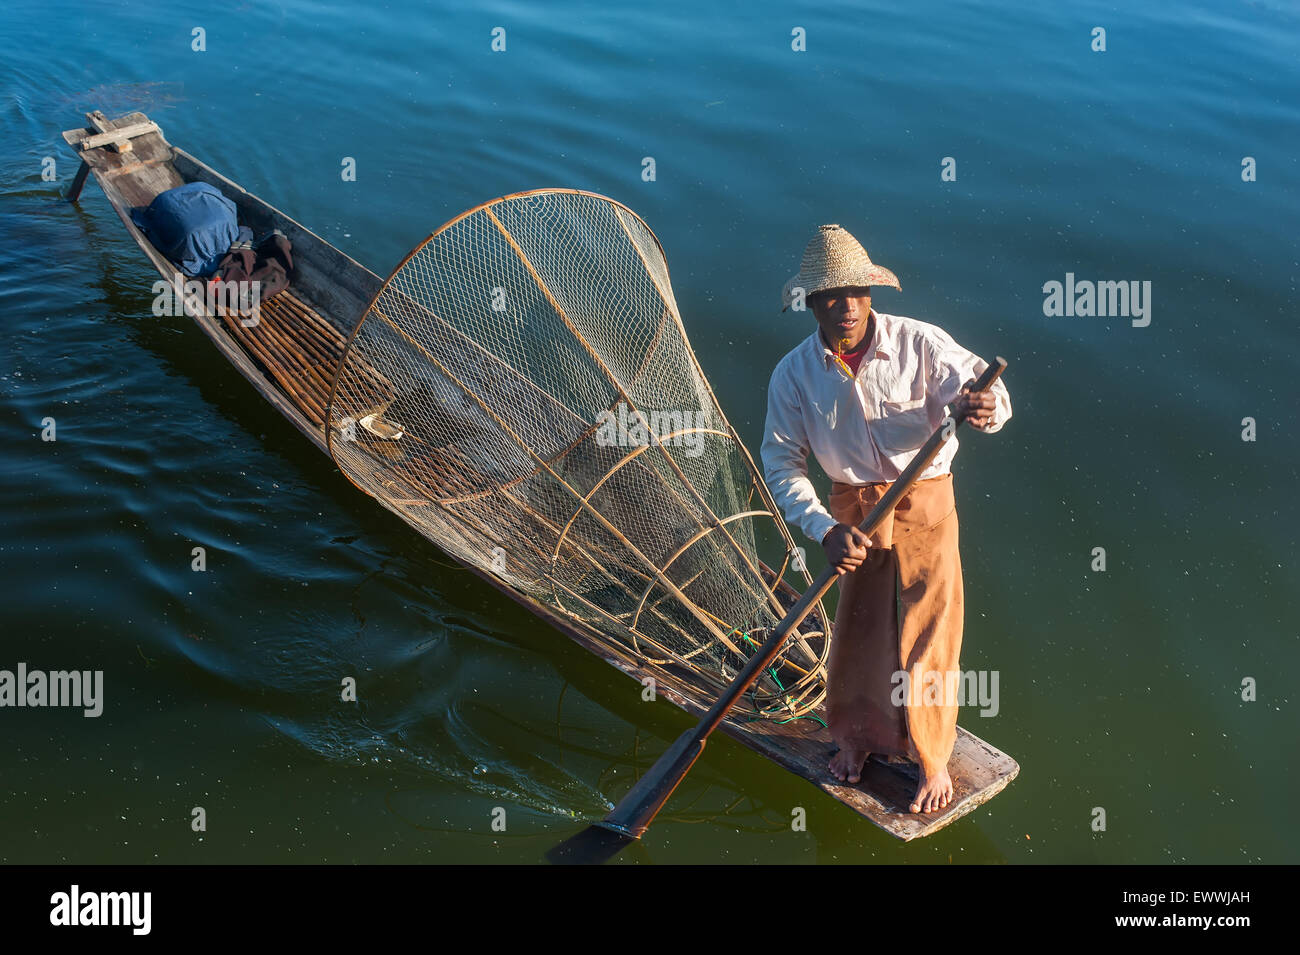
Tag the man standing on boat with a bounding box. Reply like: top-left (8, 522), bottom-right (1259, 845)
top-left (760, 225), bottom-right (1011, 814)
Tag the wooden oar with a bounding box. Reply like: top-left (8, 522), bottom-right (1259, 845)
top-left (546, 357), bottom-right (1008, 863)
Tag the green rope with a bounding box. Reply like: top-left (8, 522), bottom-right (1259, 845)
top-left (732, 630), bottom-right (826, 727)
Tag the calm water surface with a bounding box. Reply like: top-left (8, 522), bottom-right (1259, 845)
top-left (1, 0), bottom-right (1297, 863)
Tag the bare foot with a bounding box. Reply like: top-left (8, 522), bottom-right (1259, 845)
top-left (909, 767), bottom-right (953, 813)
top-left (828, 748), bottom-right (870, 784)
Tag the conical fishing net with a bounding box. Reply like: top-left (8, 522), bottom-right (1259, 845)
top-left (326, 189), bottom-right (827, 717)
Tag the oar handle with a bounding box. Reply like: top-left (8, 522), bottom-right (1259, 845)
top-left (598, 356), bottom-right (1008, 839)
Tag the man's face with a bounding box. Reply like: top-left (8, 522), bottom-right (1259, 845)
top-left (810, 286), bottom-right (873, 350)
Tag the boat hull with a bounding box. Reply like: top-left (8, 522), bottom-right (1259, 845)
top-left (63, 111), bottom-right (1018, 841)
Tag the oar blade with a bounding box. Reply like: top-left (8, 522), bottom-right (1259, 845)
top-left (545, 730), bottom-right (705, 863)
top-left (545, 824), bottom-right (636, 865)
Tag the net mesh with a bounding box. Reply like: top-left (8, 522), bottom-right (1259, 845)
top-left (326, 189), bottom-right (827, 717)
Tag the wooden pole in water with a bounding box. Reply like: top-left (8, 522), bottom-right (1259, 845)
top-left (66, 161), bottom-right (90, 202)
top-left (550, 357), bottom-right (1007, 859)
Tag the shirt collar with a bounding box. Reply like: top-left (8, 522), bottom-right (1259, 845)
top-left (815, 309), bottom-right (893, 369)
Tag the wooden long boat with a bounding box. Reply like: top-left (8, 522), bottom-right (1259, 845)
top-left (63, 110), bottom-right (1018, 842)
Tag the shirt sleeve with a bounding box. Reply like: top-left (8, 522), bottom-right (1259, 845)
top-left (760, 361), bottom-right (840, 545)
top-left (925, 326), bottom-right (1012, 433)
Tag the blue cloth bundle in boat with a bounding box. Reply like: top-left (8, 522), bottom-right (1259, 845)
top-left (130, 182), bottom-right (238, 277)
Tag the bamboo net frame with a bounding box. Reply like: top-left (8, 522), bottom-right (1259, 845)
top-left (325, 189), bottom-right (829, 717)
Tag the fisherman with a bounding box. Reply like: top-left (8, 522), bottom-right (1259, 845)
top-left (761, 225), bottom-right (1011, 814)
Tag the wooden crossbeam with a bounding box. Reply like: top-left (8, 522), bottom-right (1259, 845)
top-left (81, 111), bottom-right (158, 153)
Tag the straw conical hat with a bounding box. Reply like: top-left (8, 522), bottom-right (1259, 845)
top-left (781, 224), bottom-right (900, 310)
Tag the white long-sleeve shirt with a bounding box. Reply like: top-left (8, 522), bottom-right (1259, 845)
top-left (760, 310), bottom-right (1011, 544)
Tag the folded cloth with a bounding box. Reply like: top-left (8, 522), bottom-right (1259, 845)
top-left (130, 182), bottom-right (239, 277)
top-left (211, 229), bottom-right (294, 304)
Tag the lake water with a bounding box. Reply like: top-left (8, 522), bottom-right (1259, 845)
top-left (1, 0), bottom-right (1296, 863)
